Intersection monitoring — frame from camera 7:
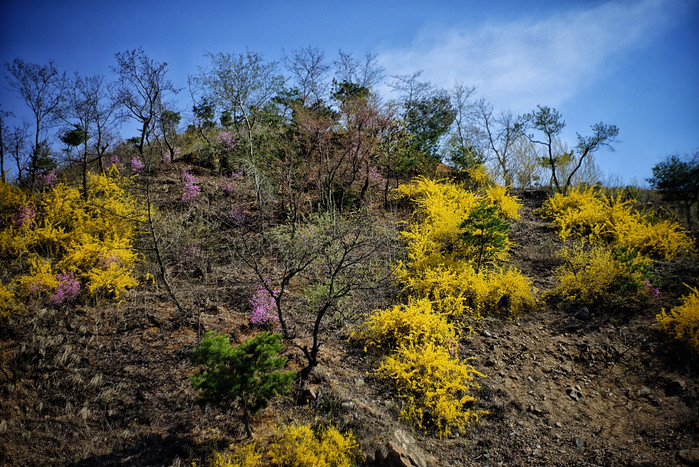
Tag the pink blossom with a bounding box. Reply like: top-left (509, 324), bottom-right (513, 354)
top-left (216, 131), bottom-right (236, 149)
top-left (229, 205), bottom-right (246, 225)
top-left (108, 155), bottom-right (124, 170)
top-left (13, 204), bottom-right (37, 228)
top-left (38, 169), bottom-right (57, 188)
top-left (51, 272), bottom-right (81, 305)
top-left (249, 282), bottom-right (279, 326)
top-left (181, 171), bottom-right (201, 202)
top-left (220, 172), bottom-right (244, 195)
top-left (130, 157), bottom-right (144, 173)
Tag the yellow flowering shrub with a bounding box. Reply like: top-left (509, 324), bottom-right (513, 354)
top-left (373, 340), bottom-right (485, 438)
top-left (541, 186), bottom-right (694, 304)
top-left (656, 287), bottom-right (699, 354)
top-left (550, 243), bottom-right (655, 304)
top-left (615, 217), bottom-right (694, 261)
top-left (16, 257), bottom-right (59, 299)
top-left (484, 184), bottom-right (521, 221)
top-left (396, 263), bottom-right (536, 320)
top-left (550, 244), bottom-right (622, 304)
top-left (0, 282), bottom-right (18, 317)
top-left (209, 444), bottom-right (263, 467)
top-left (0, 173), bottom-right (145, 311)
top-left (393, 176), bottom-right (534, 319)
top-left (541, 186), bottom-right (694, 259)
top-left (356, 176), bottom-right (531, 438)
top-left (466, 163), bottom-right (494, 187)
top-left (355, 297), bottom-right (457, 352)
top-left (267, 423), bottom-right (360, 467)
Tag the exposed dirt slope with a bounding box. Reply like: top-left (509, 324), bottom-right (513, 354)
top-left (1, 182), bottom-right (697, 466)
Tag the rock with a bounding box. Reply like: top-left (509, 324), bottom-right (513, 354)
top-left (574, 437), bottom-right (586, 450)
top-left (566, 387), bottom-right (584, 401)
top-left (354, 377), bottom-right (365, 386)
top-left (638, 386), bottom-right (652, 398)
top-left (481, 330), bottom-right (493, 338)
top-left (384, 429), bottom-right (438, 467)
top-left (374, 444), bottom-right (390, 463)
top-left (678, 448), bottom-right (699, 465)
top-left (299, 386), bottom-right (318, 404)
top-left (575, 307), bottom-right (590, 320)
top-left (665, 379), bottom-right (687, 396)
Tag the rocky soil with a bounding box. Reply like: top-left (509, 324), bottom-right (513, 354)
top-left (1, 181), bottom-right (697, 466)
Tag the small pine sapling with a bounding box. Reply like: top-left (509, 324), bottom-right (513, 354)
top-left (190, 331), bottom-right (296, 437)
top-left (459, 204), bottom-right (510, 273)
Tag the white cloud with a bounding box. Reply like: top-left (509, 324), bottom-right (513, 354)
top-left (378, 0), bottom-right (680, 112)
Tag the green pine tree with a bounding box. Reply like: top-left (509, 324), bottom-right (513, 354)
top-left (459, 204), bottom-right (510, 273)
top-left (190, 331), bottom-right (296, 437)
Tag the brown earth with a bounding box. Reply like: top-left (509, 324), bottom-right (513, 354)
top-left (1, 174), bottom-right (697, 466)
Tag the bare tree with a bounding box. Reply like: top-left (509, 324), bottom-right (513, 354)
top-left (193, 50), bottom-right (285, 231)
top-left (334, 50), bottom-right (384, 91)
top-left (444, 83), bottom-right (481, 172)
top-left (0, 107), bottom-right (11, 182)
top-left (283, 46), bottom-right (330, 107)
top-left (5, 122), bottom-right (30, 183)
top-left (112, 48), bottom-right (177, 158)
top-left (4, 59), bottom-right (66, 190)
top-left (522, 105), bottom-right (618, 194)
top-left (476, 99), bottom-right (520, 186)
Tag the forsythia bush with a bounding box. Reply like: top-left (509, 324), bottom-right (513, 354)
top-left (356, 297), bottom-right (457, 352)
top-left (373, 341), bottom-right (485, 438)
top-left (541, 186), bottom-right (694, 259)
top-left (267, 423), bottom-right (360, 467)
top-left (396, 263), bottom-right (536, 320)
top-left (551, 244), bottom-right (627, 304)
top-left (394, 176), bottom-right (535, 319)
top-left (209, 423), bottom-right (360, 467)
top-left (541, 186), bottom-right (693, 303)
top-left (0, 173), bottom-right (145, 313)
top-left (210, 444), bottom-right (262, 467)
top-left (656, 287), bottom-right (699, 354)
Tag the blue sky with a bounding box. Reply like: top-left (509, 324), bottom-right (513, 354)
top-left (1, 0), bottom-right (697, 185)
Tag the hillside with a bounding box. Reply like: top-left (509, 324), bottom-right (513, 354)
top-left (1, 164), bottom-right (698, 467)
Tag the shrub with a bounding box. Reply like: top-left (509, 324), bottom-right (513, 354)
top-left (396, 263), bottom-right (536, 320)
top-left (0, 173), bottom-right (145, 310)
top-left (209, 444), bottom-right (263, 467)
top-left (190, 331), bottom-right (296, 437)
top-left (182, 170), bottom-right (201, 202)
top-left (393, 177), bottom-right (534, 319)
top-left (656, 286), bottom-right (699, 354)
top-left (540, 186), bottom-right (694, 259)
top-left (267, 423), bottom-right (360, 467)
top-left (373, 340), bottom-right (485, 438)
top-left (249, 282), bottom-right (280, 326)
top-left (549, 241), bottom-right (660, 305)
top-left (355, 297), bottom-right (457, 353)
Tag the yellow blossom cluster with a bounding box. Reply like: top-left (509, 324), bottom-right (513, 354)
top-left (656, 286), bottom-right (699, 354)
top-left (356, 177), bottom-right (533, 437)
top-left (209, 423), bottom-right (360, 467)
top-left (0, 172), bottom-right (145, 315)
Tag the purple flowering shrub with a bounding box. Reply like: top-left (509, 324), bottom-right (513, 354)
top-left (50, 272), bottom-right (81, 305)
top-left (13, 204), bottom-right (37, 228)
top-left (107, 155), bottom-right (124, 171)
top-left (181, 171), bottom-right (201, 202)
top-left (38, 169), bottom-right (58, 188)
top-left (130, 157), bottom-right (144, 174)
top-left (216, 131), bottom-right (236, 149)
top-left (249, 282), bottom-right (280, 326)
top-left (220, 172), bottom-right (244, 195)
top-left (642, 279), bottom-right (660, 298)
